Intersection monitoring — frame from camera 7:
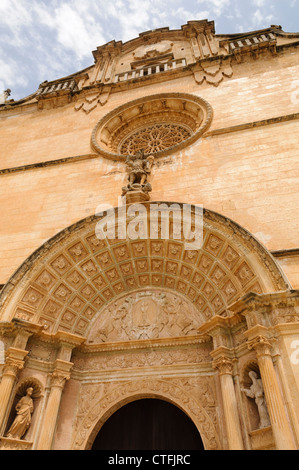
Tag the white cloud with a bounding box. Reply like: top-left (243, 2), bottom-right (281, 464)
top-left (253, 0), bottom-right (265, 6)
top-left (253, 9), bottom-right (264, 24)
top-left (0, 0), bottom-right (33, 29)
top-left (0, 58), bottom-right (28, 91)
top-left (0, 0), bottom-right (297, 100)
top-left (197, 0), bottom-right (231, 17)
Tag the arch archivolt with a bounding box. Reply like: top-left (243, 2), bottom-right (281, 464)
top-left (0, 203), bottom-right (292, 451)
top-left (71, 377), bottom-right (220, 450)
top-left (0, 204), bottom-right (289, 338)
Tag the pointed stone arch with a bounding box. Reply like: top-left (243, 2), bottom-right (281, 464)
top-left (0, 203), bottom-right (290, 337)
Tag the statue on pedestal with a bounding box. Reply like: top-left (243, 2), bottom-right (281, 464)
top-left (6, 387), bottom-right (34, 440)
top-left (122, 149), bottom-right (155, 202)
top-left (242, 371), bottom-right (270, 429)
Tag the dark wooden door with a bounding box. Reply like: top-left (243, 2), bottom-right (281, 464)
top-left (91, 399), bottom-right (204, 450)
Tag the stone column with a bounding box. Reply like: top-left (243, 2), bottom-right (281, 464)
top-left (213, 355), bottom-right (244, 450)
top-left (0, 347), bottom-right (28, 433)
top-left (36, 359), bottom-right (73, 450)
top-left (248, 333), bottom-right (295, 450)
top-left (198, 316), bottom-right (245, 450)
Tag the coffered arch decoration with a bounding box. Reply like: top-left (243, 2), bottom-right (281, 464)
top-left (91, 93), bottom-right (213, 161)
top-left (0, 203), bottom-right (290, 339)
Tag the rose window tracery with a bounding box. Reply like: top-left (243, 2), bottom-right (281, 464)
top-left (119, 123), bottom-right (192, 155)
top-left (91, 93), bottom-right (213, 161)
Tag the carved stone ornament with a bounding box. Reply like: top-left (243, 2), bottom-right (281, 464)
top-left (0, 89), bottom-right (11, 105)
top-left (74, 86), bottom-right (112, 114)
top-left (121, 149), bottom-right (154, 201)
top-left (247, 335), bottom-right (273, 358)
top-left (91, 92), bottom-right (213, 161)
top-left (133, 41), bottom-right (173, 60)
top-left (6, 387), bottom-right (34, 440)
top-left (212, 356), bottom-right (233, 375)
top-left (0, 205), bottom-right (288, 337)
top-left (72, 378), bottom-right (220, 450)
top-left (192, 58), bottom-right (233, 87)
top-left (241, 371), bottom-right (270, 429)
top-left (88, 289), bottom-right (202, 343)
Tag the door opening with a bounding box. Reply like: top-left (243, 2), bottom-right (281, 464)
top-left (91, 398), bottom-right (204, 450)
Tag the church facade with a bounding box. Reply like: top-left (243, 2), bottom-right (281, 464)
top-left (0, 19), bottom-right (299, 450)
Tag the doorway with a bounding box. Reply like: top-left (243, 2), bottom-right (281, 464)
top-left (91, 398), bottom-right (204, 450)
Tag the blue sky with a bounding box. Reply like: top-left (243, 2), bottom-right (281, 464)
top-left (0, 0), bottom-right (298, 101)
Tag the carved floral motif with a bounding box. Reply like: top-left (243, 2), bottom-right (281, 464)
top-left (72, 377), bottom-right (220, 450)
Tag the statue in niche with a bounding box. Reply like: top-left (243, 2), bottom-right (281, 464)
top-left (122, 149), bottom-right (154, 197)
top-left (6, 387), bottom-right (34, 440)
top-left (241, 371), bottom-right (271, 429)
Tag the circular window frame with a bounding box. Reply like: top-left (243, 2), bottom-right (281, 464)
top-left (91, 92), bottom-right (213, 161)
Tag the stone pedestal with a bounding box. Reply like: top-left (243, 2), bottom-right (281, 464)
top-left (0, 436), bottom-right (33, 450)
top-left (249, 426), bottom-right (275, 450)
top-left (125, 190), bottom-right (150, 205)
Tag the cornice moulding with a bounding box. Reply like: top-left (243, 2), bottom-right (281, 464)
top-left (71, 362), bottom-right (214, 383)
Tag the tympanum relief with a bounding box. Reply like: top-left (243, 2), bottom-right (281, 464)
top-left (88, 289), bottom-right (202, 343)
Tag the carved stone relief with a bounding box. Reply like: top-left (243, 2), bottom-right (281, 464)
top-left (133, 41), bottom-right (173, 61)
top-left (88, 289), bottom-right (203, 343)
top-left (0, 205), bottom-right (287, 338)
top-left (72, 377), bottom-right (220, 450)
top-left (193, 58), bottom-right (233, 87)
top-left (74, 342), bottom-right (211, 372)
top-left (91, 93), bottom-right (213, 161)
top-left (74, 86), bottom-right (112, 114)
top-left (6, 387), bottom-right (34, 440)
top-left (241, 370), bottom-right (270, 429)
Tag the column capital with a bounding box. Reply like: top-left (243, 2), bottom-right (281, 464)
top-left (3, 347), bottom-right (28, 377)
top-left (247, 335), bottom-right (273, 358)
top-left (244, 324), bottom-right (274, 358)
top-left (212, 356), bottom-right (234, 375)
top-left (50, 359), bottom-right (73, 389)
top-left (211, 346), bottom-right (236, 375)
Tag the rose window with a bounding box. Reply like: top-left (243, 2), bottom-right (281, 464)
top-left (91, 93), bottom-right (213, 161)
top-left (119, 123), bottom-right (192, 155)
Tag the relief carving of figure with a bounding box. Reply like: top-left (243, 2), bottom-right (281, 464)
top-left (89, 291), bottom-right (201, 344)
top-left (6, 387), bottom-right (34, 440)
top-left (242, 371), bottom-right (270, 429)
top-left (122, 149), bottom-right (154, 196)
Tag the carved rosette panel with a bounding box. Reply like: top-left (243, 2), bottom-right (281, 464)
top-left (72, 378), bottom-right (220, 450)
